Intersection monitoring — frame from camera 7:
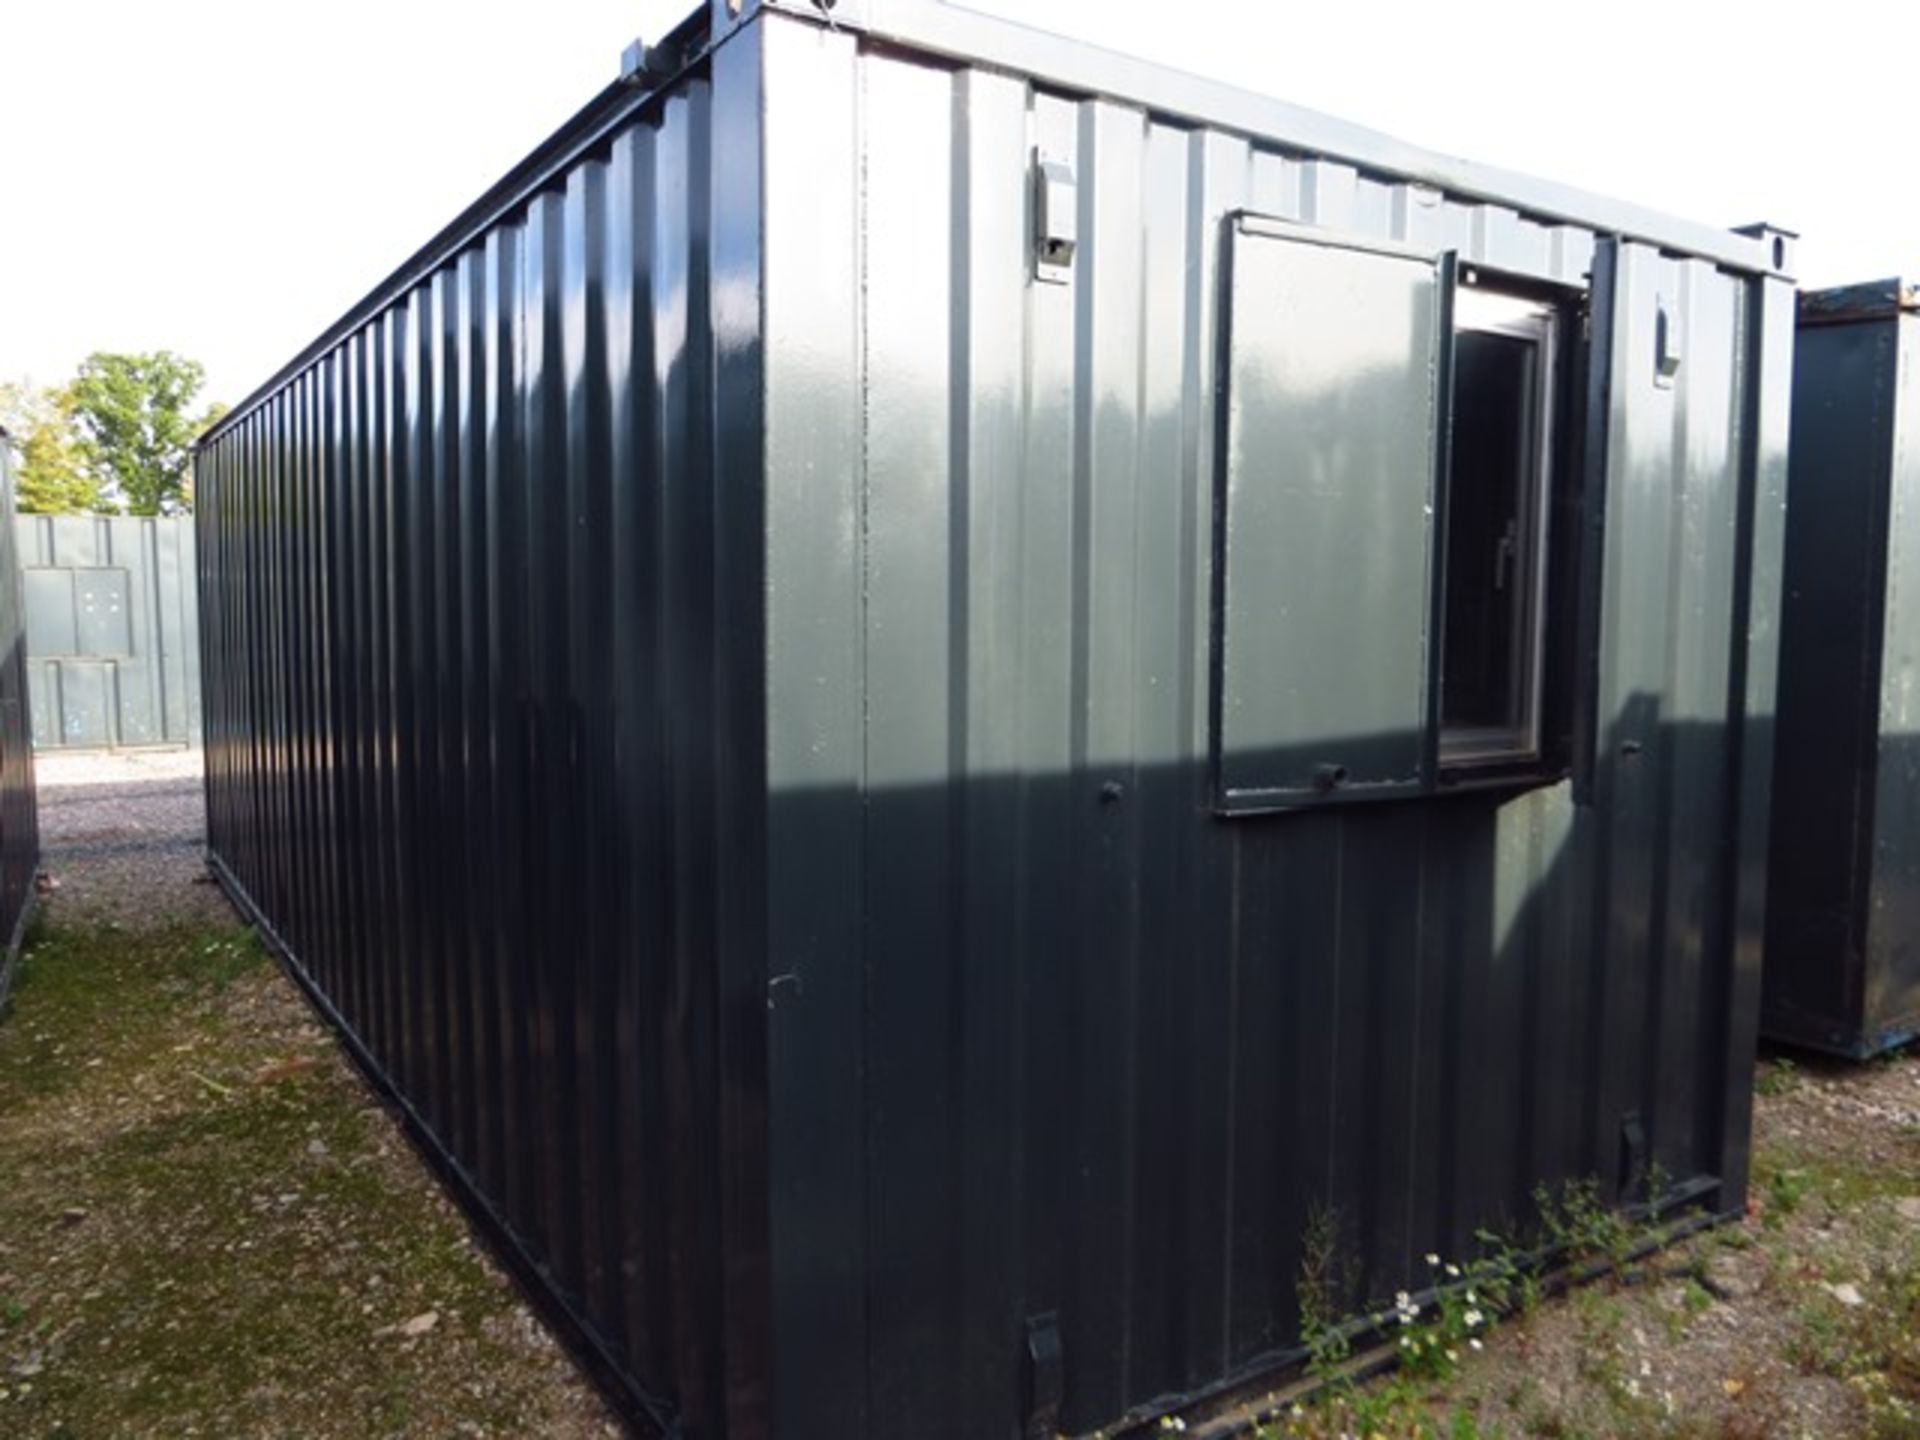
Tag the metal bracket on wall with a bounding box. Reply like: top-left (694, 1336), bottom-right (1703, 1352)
top-left (748, 0), bottom-right (864, 22)
top-left (1654, 300), bottom-right (1683, 389)
top-left (1023, 1312), bottom-right (1063, 1437)
top-left (619, 38), bottom-right (679, 86)
top-left (1731, 220), bottom-right (1797, 279)
top-left (1032, 152), bottom-right (1077, 285)
top-left (1619, 1110), bottom-right (1650, 1200)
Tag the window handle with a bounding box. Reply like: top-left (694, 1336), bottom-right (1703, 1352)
top-left (1494, 516), bottom-right (1518, 592)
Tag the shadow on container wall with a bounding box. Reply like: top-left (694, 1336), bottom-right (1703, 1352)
top-left (0, 434), bottom-right (43, 1008)
top-left (761, 697), bottom-right (1765, 1437)
top-left (0, 632), bottom-right (38, 1012)
top-left (202, 693), bottom-right (1767, 1438)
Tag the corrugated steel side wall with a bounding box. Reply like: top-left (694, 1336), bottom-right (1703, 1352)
top-left (1867, 312), bottom-right (1920, 1043)
top-left (0, 440), bottom-right (41, 1008)
top-left (1766, 315), bottom-right (1893, 1051)
top-left (196, 33), bottom-right (770, 1435)
top-left (18, 514), bottom-right (200, 750)
top-left (1769, 305), bottom-right (1920, 1055)
top-left (757, 22), bottom-right (1787, 1436)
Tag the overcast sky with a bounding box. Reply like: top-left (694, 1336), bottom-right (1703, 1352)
top-left (1, 0), bottom-right (1908, 409)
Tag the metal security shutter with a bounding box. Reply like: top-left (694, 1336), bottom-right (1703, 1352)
top-left (1214, 214), bottom-right (1451, 810)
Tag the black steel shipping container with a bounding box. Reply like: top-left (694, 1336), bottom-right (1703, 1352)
top-left (195, 2), bottom-right (1796, 1433)
top-left (0, 429), bottom-right (42, 1009)
top-left (1766, 278), bottom-right (1920, 1057)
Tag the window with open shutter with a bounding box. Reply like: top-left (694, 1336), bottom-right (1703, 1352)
top-left (1214, 215), bottom-right (1452, 810)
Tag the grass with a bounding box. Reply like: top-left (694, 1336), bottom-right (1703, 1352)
top-left (1780, 1236), bottom-right (1920, 1436)
top-left (1753, 1056), bottom-right (1800, 1098)
top-left (0, 916), bottom-right (608, 1436)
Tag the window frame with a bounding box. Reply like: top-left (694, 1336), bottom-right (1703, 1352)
top-left (1209, 217), bottom-right (1592, 818)
top-left (1436, 284), bottom-right (1562, 770)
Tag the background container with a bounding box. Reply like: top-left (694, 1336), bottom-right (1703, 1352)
top-left (0, 432), bottom-right (42, 1009)
top-left (1766, 278), bottom-right (1920, 1057)
top-left (17, 514), bottom-right (200, 750)
top-left (195, 2), bottom-right (1796, 1434)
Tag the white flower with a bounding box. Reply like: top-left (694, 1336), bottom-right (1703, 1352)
top-left (1446, 1263), bottom-right (1462, 1278)
top-left (1469, 1338), bottom-right (1483, 1351)
top-left (1465, 1289), bottom-right (1477, 1304)
top-left (1463, 1308), bottom-right (1484, 1328)
top-left (1425, 1253), bottom-right (1441, 1267)
top-left (1400, 1335), bottom-right (1412, 1349)
top-left (1446, 1348), bottom-right (1459, 1363)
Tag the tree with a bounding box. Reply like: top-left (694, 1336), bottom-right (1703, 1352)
top-left (65, 351), bottom-right (224, 516)
top-left (0, 381), bottom-right (32, 440)
top-left (0, 381), bottom-right (102, 514)
top-left (179, 399), bottom-right (231, 511)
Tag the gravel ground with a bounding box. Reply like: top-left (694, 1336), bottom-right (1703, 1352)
top-left (35, 747), bottom-right (229, 927)
top-left (2, 748), bottom-right (620, 1437)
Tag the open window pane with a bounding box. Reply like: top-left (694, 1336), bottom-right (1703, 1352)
top-left (1216, 217), bottom-right (1447, 808)
top-left (1440, 287), bottom-right (1556, 766)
